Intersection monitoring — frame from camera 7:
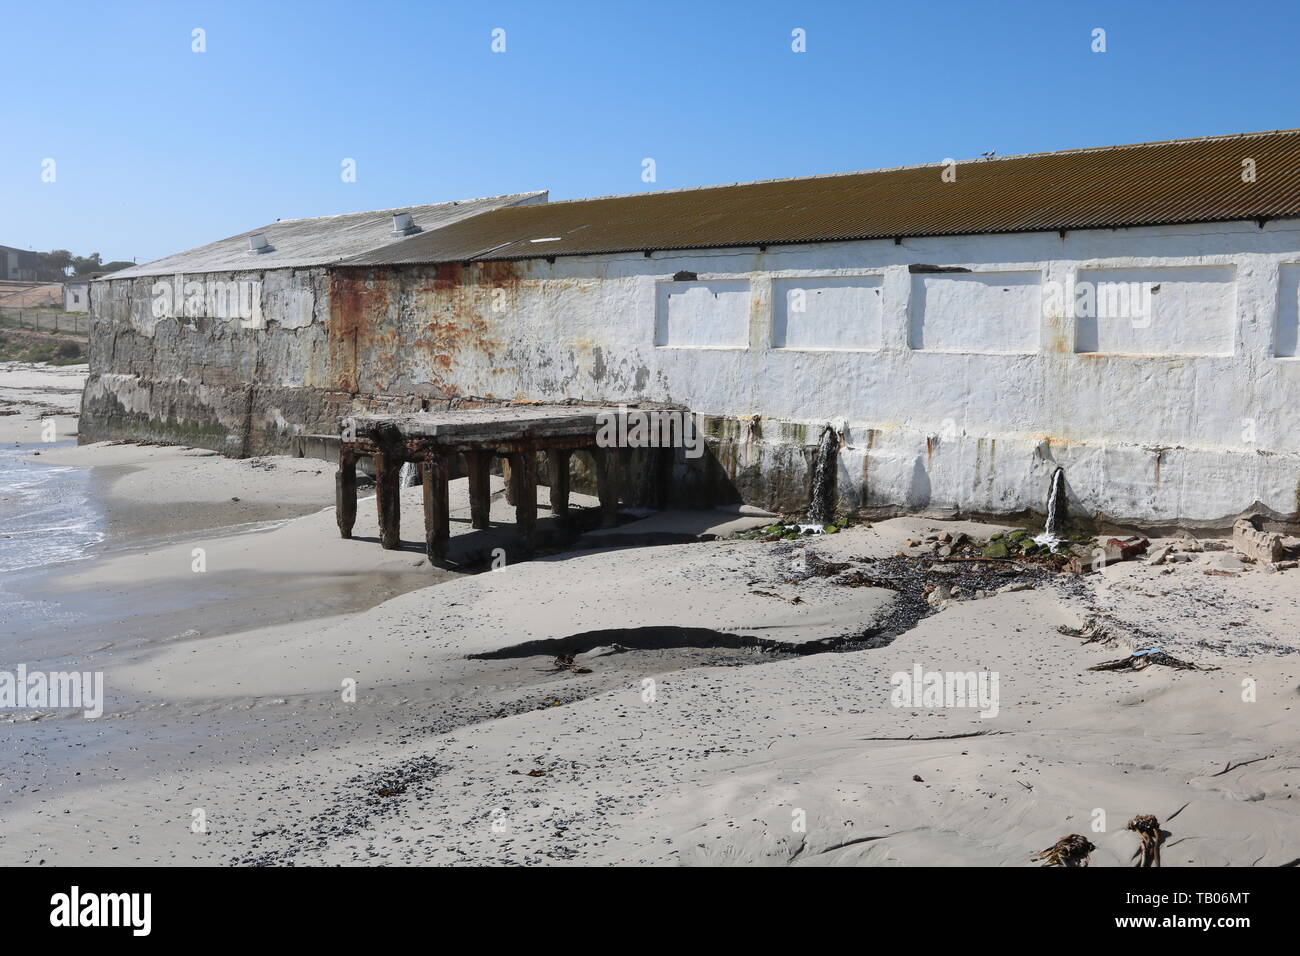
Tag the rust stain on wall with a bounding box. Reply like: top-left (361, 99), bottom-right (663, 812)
top-left (1044, 309), bottom-right (1072, 354)
top-left (329, 270), bottom-right (391, 393)
top-left (409, 262), bottom-right (518, 390)
top-left (330, 263), bottom-right (519, 399)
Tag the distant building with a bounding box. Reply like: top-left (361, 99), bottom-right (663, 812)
top-left (0, 244), bottom-right (40, 281)
top-left (64, 277), bottom-right (93, 312)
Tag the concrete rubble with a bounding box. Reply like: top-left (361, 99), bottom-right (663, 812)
top-left (1067, 536), bottom-right (1149, 573)
top-left (1232, 515), bottom-right (1287, 564)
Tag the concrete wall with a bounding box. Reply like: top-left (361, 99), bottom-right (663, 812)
top-left (83, 219), bottom-right (1300, 529)
top-left (84, 267), bottom-right (353, 455)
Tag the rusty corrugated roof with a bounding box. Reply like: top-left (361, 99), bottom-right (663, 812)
top-left (343, 129), bottom-right (1300, 267)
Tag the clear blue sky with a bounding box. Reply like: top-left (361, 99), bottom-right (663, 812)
top-left (3, 0), bottom-right (1297, 265)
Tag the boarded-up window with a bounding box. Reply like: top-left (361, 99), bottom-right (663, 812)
top-left (654, 279), bottom-right (749, 348)
top-left (1074, 265), bottom-right (1235, 356)
top-left (773, 276), bottom-right (883, 350)
top-left (909, 271), bottom-right (1041, 352)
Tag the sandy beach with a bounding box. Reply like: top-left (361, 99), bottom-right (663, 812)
top-left (1, 362), bottom-right (1297, 867)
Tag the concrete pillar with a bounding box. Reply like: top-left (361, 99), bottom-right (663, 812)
top-left (335, 451), bottom-right (357, 538)
top-left (374, 450), bottom-right (403, 550)
top-left (881, 264), bottom-right (912, 351)
top-left (749, 274), bottom-right (774, 350)
top-left (466, 451), bottom-right (492, 530)
top-left (511, 450), bottom-right (538, 550)
top-left (422, 456), bottom-right (450, 563)
top-left (546, 449), bottom-right (571, 520)
top-left (594, 446), bottom-right (621, 527)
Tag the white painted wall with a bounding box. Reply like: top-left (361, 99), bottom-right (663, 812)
top-left (387, 217), bottom-right (1300, 525)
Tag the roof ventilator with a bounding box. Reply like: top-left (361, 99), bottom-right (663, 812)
top-left (391, 213), bottom-right (422, 237)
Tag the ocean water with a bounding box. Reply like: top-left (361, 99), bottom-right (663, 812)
top-left (0, 443), bottom-right (103, 574)
top-left (0, 443), bottom-right (103, 648)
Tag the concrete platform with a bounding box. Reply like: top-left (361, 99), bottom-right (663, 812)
top-left (337, 403), bottom-right (680, 565)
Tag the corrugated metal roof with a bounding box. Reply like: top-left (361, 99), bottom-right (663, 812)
top-left (343, 129), bottom-right (1300, 267)
top-left (103, 192), bottom-right (547, 280)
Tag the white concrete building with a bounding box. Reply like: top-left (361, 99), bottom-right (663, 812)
top-left (87, 129), bottom-right (1300, 530)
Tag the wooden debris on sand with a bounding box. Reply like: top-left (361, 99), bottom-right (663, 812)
top-left (1126, 814), bottom-right (1166, 867)
top-left (1058, 616), bottom-right (1121, 646)
top-left (548, 654), bottom-right (592, 675)
top-left (1031, 833), bottom-right (1096, 867)
top-left (1089, 649), bottom-right (1208, 672)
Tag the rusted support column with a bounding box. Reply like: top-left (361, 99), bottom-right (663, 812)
top-left (374, 450), bottom-right (403, 550)
top-left (546, 449), bottom-right (571, 521)
top-left (466, 451), bottom-right (492, 530)
top-left (422, 456), bottom-right (450, 563)
top-left (511, 450), bottom-right (538, 550)
top-left (594, 447), bottom-right (621, 528)
top-left (335, 450), bottom-right (358, 538)
top-left (501, 455), bottom-right (517, 507)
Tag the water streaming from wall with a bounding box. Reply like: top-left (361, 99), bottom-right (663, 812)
top-left (1033, 466), bottom-right (1067, 546)
top-left (805, 424), bottom-right (839, 525)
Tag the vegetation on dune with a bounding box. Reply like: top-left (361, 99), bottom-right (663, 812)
top-left (0, 331), bottom-right (86, 365)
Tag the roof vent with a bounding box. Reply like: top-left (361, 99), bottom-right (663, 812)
top-left (391, 212), bottom-right (421, 237)
top-left (247, 233), bottom-right (273, 254)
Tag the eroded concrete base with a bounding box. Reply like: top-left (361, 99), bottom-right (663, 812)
top-left (79, 374), bottom-right (1300, 534)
